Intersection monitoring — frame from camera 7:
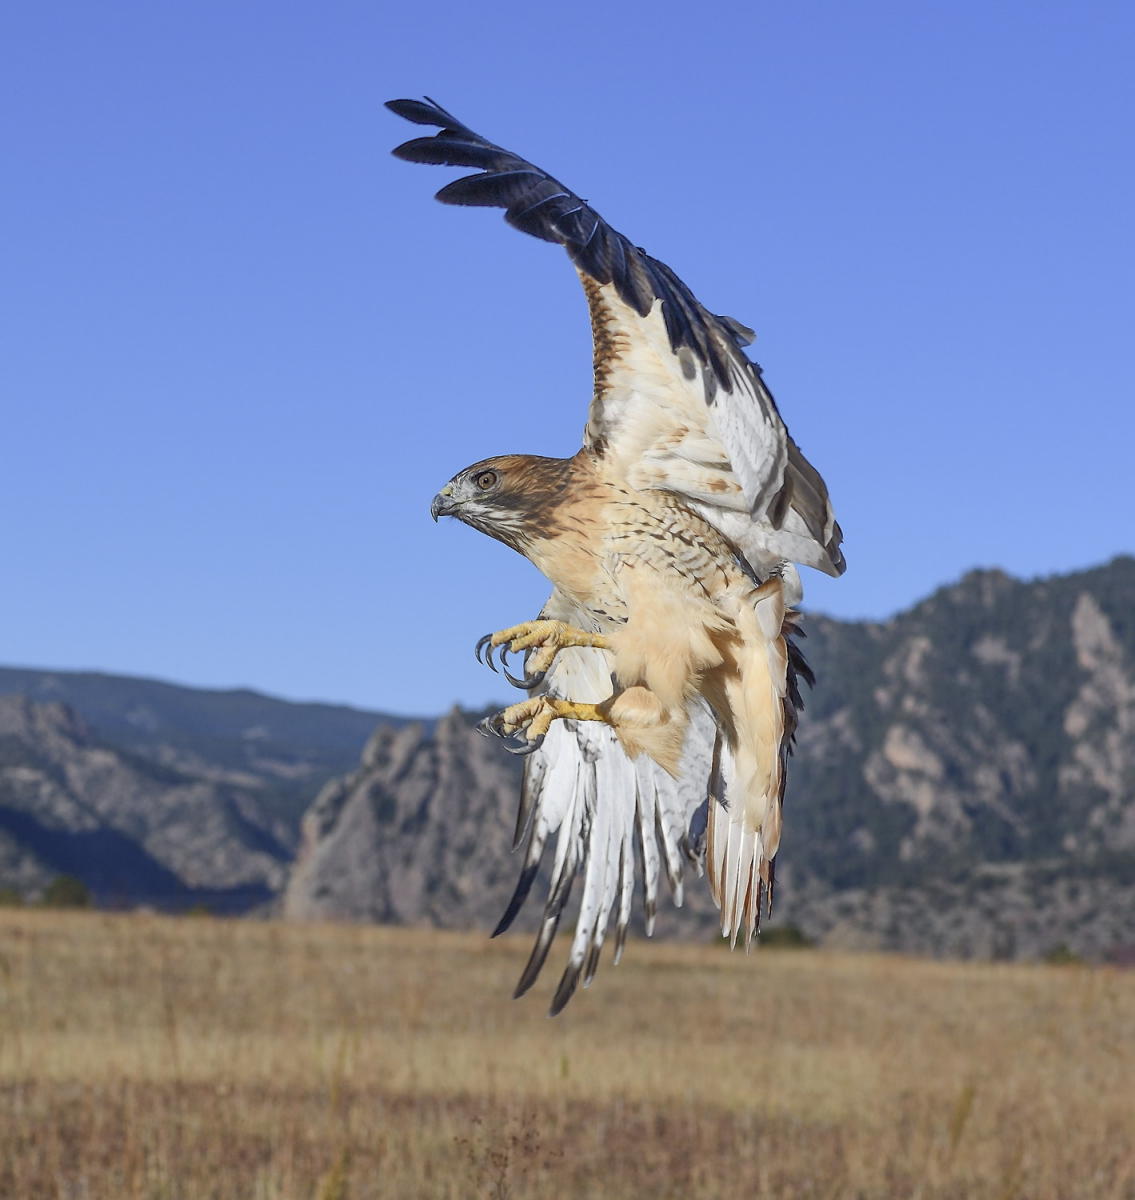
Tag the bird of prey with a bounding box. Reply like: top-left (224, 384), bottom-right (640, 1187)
top-left (388, 98), bottom-right (844, 1013)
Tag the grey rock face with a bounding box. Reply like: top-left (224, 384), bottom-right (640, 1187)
top-left (0, 665), bottom-right (404, 830)
top-left (0, 695), bottom-right (292, 908)
top-left (4, 557), bottom-right (1134, 961)
top-left (283, 557), bottom-right (1135, 962)
top-left (282, 708), bottom-right (528, 928)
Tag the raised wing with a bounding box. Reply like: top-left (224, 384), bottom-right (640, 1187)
top-left (387, 96), bottom-right (844, 579)
top-left (494, 589), bottom-right (713, 1015)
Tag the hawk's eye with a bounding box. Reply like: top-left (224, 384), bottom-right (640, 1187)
top-left (475, 470), bottom-right (499, 491)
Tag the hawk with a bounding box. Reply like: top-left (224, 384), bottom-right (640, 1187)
top-left (388, 98), bottom-right (845, 1013)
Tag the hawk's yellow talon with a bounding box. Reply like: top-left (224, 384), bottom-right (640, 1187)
top-left (489, 619), bottom-right (609, 654)
top-left (480, 695), bottom-right (612, 751)
top-left (478, 620), bottom-right (610, 688)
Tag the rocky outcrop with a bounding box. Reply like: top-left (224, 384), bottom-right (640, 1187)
top-left (282, 708), bottom-right (527, 927)
top-left (4, 557), bottom-right (1134, 960)
top-left (0, 666), bottom-right (397, 829)
top-left (283, 557), bottom-right (1135, 962)
top-left (0, 696), bottom-right (292, 908)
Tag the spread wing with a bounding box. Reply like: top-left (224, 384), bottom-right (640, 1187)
top-left (492, 590), bottom-right (714, 1015)
top-left (387, 96), bottom-right (844, 579)
top-left (389, 98), bottom-right (828, 1009)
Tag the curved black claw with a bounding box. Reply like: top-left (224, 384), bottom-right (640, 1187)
top-left (475, 713), bottom-right (546, 756)
top-left (503, 732), bottom-right (545, 756)
top-left (499, 646), bottom-right (547, 691)
top-left (502, 663), bottom-right (529, 690)
top-left (475, 633), bottom-right (498, 673)
top-left (499, 644), bottom-right (524, 689)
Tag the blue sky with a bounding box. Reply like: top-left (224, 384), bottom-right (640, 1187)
top-left (3, 1), bottom-right (1132, 715)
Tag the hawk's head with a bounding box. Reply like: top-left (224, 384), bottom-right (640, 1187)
top-left (430, 454), bottom-right (574, 553)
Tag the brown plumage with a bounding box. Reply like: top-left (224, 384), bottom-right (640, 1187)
top-left (394, 98), bottom-right (844, 1010)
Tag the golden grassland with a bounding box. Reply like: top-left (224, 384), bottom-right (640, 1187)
top-left (0, 911), bottom-right (1132, 1199)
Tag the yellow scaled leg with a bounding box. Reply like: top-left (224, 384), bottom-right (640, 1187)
top-left (476, 696), bottom-right (611, 756)
top-left (475, 620), bottom-right (610, 689)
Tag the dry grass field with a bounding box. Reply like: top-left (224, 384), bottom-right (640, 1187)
top-left (0, 910), bottom-right (1132, 1199)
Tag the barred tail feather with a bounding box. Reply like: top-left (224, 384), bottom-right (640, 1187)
top-left (708, 576), bottom-right (797, 947)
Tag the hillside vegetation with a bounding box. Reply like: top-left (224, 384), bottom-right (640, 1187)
top-left (2, 557), bottom-right (1134, 962)
top-left (0, 665), bottom-right (397, 829)
top-left (1, 911), bottom-right (1132, 1198)
top-left (286, 557), bottom-right (1135, 963)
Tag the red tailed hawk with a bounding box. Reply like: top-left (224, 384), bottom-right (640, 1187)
top-left (389, 98), bottom-right (844, 1013)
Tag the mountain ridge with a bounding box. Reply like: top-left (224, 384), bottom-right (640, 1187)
top-left (2, 555), bottom-right (1133, 961)
top-left (282, 556), bottom-right (1135, 962)
top-left (0, 664), bottom-right (418, 829)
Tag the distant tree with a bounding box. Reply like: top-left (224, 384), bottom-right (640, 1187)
top-left (40, 875), bottom-right (92, 909)
top-left (1042, 943), bottom-right (1082, 967)
top-left (759, 924), bottom-right (815, 949)
top-left (0, 886), bottom-right (24, 907)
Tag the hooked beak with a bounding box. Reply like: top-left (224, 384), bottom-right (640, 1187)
top-left (430, 485), bottom-right (457, 522)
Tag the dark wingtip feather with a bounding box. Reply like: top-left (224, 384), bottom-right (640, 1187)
top-left (384, 98), bottom-right (429, 122)
top-left (613, 919), bottom-right (629, 964)
top-left (436, 169), bottom-right (543, 208)
top-left (513, 940), bottom-right (549, 999)
top-left (513, 768), bottom-right (539, 850)
top-left (514, 912), bottom-right (565, 999)
top-left (827, 527), bottom-right (848, 577)
top-left (492, 860), bottom-right (540, 938)
top-left (513, 867), bottom-right (576, 1000)
top-left (392, 136), bottom-right (501, 168)
top-left (384, 97), bottom-right (464, 129)
top-left (386, 95), bottom-right (755, 392)
top-left (787, 633), bottom-right (815, 692)
top-left (582, 942), bottom-right (603, 989)
top-left (549, 960), bottom-right (583, 1017)
top-left (719, 314), bottom-right (756, 346)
